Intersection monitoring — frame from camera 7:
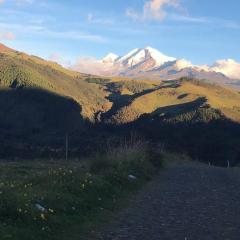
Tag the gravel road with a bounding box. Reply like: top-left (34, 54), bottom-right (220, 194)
top-left (96, 163), bottom-right (240, 240)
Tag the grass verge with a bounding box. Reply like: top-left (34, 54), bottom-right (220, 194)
top-left (0, 141), bottom-right (163, 240)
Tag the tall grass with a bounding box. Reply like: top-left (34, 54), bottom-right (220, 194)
top-left (90, 138), bottom-right (163, 180)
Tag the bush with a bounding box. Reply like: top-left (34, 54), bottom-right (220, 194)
top-left (90, 140), bottom-right (162, 180)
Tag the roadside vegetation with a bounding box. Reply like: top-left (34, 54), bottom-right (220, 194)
top-left (0, 140), bottom-right (163, 240)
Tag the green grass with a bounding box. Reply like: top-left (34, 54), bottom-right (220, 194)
top-left (0, 142), bottom-right (163, 240)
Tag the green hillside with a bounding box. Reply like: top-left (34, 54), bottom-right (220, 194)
top-left (1, 43), bottom-right (240, 165)
top-left (0, 44), bottom-right (111, 120)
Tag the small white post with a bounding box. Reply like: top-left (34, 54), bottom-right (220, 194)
top-left (66, 133), bottom-right (69, 161)
top-left (227, 160), bottom-right (230, 168)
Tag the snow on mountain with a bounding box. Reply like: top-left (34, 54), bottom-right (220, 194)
top-left (114, 47), bottom-right (176, 68)
top-left (116, 48), bottom-right (140, 64)
top-left (102, 53), bottom-right (119, 64)
top-left (72, 47), bottom-right (240, 85)
top-left (144, 46), bottom-right (176, 66)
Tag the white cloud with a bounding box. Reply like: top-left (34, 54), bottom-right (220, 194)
top-left (169, 14), bottom-right (210, 24)
top-left (211, 59), bottom-right (240, 79)
top-left (125, 9), bottom-right (140, 21)
top-left (87, 13), bottom-right (114, 25)
top-left (71, 57), bottom-right (106, 75)
top-left (0, 31), bottom-right (15, 40)
top-left (45, 30), bottom-right (106, 43)
top-left (48, 52), bottom-right (71, 67)
top-left (126, 0), bottom-right (181, 21)
top-left (0, 21), bottom-right (106, 43)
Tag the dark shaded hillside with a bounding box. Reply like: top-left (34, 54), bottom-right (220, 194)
top-left (0, 88), bottom-right (86, 158)
top-left (134, 108), bottom-right (240, 167)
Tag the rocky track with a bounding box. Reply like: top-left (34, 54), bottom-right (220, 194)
top-left (96, 163), bottom-right (240, 240)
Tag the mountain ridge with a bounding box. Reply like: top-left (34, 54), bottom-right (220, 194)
top-left (73, 46), bottom-right (240, 87)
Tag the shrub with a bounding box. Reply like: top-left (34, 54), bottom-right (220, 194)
top-left (89, 140), bottom-right (162, 180)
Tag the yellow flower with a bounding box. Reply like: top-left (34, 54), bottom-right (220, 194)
top-left (48, 208), bottom-right (54, 213)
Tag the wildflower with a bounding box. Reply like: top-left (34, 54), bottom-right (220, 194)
top-left (40, 213), bottom-right (46, 220)
top-left (18, 208), bottom-right (22, 213)
top-left (48, 208), bottom-right (54, 213)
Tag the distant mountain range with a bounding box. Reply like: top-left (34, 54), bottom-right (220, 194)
top-left (73, 47), bottom-right (240, 87)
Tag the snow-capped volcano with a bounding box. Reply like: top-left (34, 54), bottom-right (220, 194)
top-left (72, 47), bottom-right (240, 86)
top-left (102, 53), bottom-right (119, 64)
top-left (115, 47), bottom-right (176, 67)
top-left (102, 47), bottom-right (176, 70)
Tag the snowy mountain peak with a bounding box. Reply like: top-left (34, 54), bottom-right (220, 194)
top-left (102, 53), bottom-right (119, 64)
top-left (144, 46), bottom-right (176, 66)
top-left (114, 47), bottom-right (176, 68)
top-left (116, 48), bottom-right (141, 64)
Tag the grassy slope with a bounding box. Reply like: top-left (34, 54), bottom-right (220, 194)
top-left (0, 143), bottom-right (163, 240)
top-left (0, 46), bottom-right (110, 120)
top-left (106, 80), bottom-right (240, 124)
top-left (2, 43), bottom-right (240, 125)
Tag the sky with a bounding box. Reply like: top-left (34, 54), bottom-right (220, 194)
top-left (0, 0), bottom-right (239, 66)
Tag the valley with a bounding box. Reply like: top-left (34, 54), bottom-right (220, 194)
top-left (1, 43), bottom-right (240, 166)
top-left (1, 42), bottom-right (240, 239)
top-left (1, 0), bottom-right (240, 239)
